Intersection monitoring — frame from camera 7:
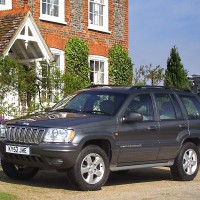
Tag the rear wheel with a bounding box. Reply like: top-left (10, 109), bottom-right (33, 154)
top-left (1, 160), bottom-right (39, 180)
top-left (170, 142), bottom-right (199, 181)
top-left (67, 145), bottom-right (110, 191)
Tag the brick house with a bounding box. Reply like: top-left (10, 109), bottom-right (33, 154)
top-left (0, 0), bottom-right (129, 115)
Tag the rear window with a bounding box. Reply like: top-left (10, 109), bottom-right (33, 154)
top-left (179, 95), bottom-right (200, 119)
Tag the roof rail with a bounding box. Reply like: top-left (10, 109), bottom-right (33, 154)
top-left (130, 85), bottom-right (191, 92)
top-left (86, 84), bottom-right (126, 88)
top-left (131, 85), bottom-right (172, 90)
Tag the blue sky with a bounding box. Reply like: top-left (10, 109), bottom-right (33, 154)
top-left (129, 0), bottom-right (200, 75)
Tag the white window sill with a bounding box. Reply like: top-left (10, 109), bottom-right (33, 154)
top-left (0, 5), bottom-right (12, 11)
top-left (88, 25), bottom-right (111, 34)
top-left (39, 16), bottom-right (67, 25)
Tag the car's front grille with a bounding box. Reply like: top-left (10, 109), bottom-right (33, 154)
top-left (5, 126), bottom-right (45, 144)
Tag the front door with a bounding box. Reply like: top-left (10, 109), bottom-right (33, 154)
top-left (117, 93), bottom-right (160, 165)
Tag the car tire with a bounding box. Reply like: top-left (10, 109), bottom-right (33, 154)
top-left (170, 142), bottom-right (199, 181)
top-left (67, 145), bottom-right (110, 191)
top-left (1, 160), bottom-right (39, 180)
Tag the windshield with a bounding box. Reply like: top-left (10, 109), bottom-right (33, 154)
top-left (53, 91), bottom-right (127, 116)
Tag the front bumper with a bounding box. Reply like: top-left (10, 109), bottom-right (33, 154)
top-left (0, 141), bottom-right (79, 170)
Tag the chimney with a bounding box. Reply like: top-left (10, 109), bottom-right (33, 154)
top-left (24, 0), bottom-right (30, 12)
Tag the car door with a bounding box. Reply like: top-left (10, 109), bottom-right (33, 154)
top-left (178, 93), bottom-right (200, 137)
top-left (154, 92), bottom-right (189, 161)
top-left (117, 93), bottom-right (160, 165)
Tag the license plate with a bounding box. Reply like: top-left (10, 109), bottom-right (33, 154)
top-left (6, 145), bottom-right (30, 155)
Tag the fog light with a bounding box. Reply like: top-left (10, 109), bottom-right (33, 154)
top-left (51, 158), bottom-right (63, 166)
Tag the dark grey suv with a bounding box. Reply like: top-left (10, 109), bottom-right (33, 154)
top-left (0, 86), bottom-right (200, 191)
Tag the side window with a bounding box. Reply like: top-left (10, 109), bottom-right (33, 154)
top-left (170, 94), bottom-right (183, 119)
top-left (180, 95), bottom-right (200, 119)
top-left (155, 94), bottom-right (176, 120)
top-left (126, 94), bottom-right (154, 121)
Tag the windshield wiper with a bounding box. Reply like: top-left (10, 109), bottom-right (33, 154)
top-left (83, 110), bottom-right (112, 116)
top-left (55, 108), bottom-right (80, 113)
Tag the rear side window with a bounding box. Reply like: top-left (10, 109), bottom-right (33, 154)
top-left (155, 94), bottom-right (178, 120)
top-left (180, 95), bottom-right (200, 119)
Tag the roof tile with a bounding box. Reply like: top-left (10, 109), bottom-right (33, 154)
top-left (0, 7), bottom-right (29, 55)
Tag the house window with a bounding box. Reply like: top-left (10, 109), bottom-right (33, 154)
top-left (0, 0), bottom-right (5, 5)
top-left (48, 48), bottom-right (65, 103)
top-left (88, 0), bottom-right (109, 33)
top-left (40, 0), bottom-right (66, 24)
top-left (50, 48), bottom-right (65, 72)
top-left (89, 56), bottom-right (108, 84)
top-left (0, 0), bottom-right (12, 10)
top-left (42, 0), bottom-right (59, 17)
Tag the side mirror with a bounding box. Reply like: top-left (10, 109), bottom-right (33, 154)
top-left (123, 112), bottom-right (143, 123)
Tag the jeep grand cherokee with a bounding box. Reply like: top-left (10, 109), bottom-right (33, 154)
top-left (0, 86), bottom-right (200, 191)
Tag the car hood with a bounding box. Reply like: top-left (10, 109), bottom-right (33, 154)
top-left (5, 111), bottom-right (111, 128)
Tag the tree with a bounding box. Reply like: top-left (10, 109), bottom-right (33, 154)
top-left (109, 44), bottom-right (133, 85)
top-left (164, 46), bottom-right (189, 89)
top-left (64, 37), bottom-right (90, 95)
top-left (0, 56), bottom-right (21, 99)
top-left (0, 56), bottom-right (63, 117)
top-left (134, 64), bottom-right (165, 86)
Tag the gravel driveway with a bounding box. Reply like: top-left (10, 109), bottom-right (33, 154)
top-left (0, 167), bottom-right (200, 200)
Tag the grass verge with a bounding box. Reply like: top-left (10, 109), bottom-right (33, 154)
top-left (0, 192), bottom-right (18, 200)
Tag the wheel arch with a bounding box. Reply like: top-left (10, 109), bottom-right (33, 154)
top-left (82, 139), bottom-right (112, 161)
top-left (182, 138), bottom-right (200, 152)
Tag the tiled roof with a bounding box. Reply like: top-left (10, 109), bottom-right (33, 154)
top-left (0, 7), bottom-right (29, 55)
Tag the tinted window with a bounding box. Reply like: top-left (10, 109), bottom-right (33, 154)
top-left (180, 95), bottom-right (200, 119)
top-left (155, 94), bottom-right (176, 120)
top-left (171, 94), bottom-right (183, 119)
top-left (126, 94), bottom-right (154, 121)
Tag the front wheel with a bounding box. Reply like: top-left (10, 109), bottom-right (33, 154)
top-left (170, 142), bottom-right (199, 181)
top-left (67, 145), bottom-right (110, 191)
top-left (1, 160), bottom-right (39, 180)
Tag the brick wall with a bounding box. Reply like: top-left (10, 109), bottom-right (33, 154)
top-left (12, 0), bottom-right (129, 57)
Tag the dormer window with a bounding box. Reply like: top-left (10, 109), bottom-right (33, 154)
top-left (40, 0), bottom-right (66, 24)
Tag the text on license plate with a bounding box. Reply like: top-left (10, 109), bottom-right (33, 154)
top-left (6, 145), bottom-right (30, 155)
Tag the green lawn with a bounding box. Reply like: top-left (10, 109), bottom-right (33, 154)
top-left (0, 193), bottom-right (18, 200)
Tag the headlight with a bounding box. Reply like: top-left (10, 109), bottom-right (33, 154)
top-left (0, 124), bottom-right (6, 138)
top-left (43, 128), bottom-right (75, 143)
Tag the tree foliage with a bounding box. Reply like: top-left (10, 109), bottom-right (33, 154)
top-left (109, 44), bottom-right (133, 85)
top-left (134, 64), bottom-right (165, 86)
top-left (0, 56), bottom-right (63, 117)
top-left (65, 37), bottom-right (90, 93)
top-left (0, 56), bottom-right (20, 99)
top-left (164, 46), bottom-right (189, 89)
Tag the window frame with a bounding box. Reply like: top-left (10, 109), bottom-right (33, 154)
top-left (39, 0), bottom-right (66, 25)
top-left (88, 0), bottom-right (110, 33)
top-left (0, 0), bottom-right (12, 10)
top-left (50, 48), bottom-right (65, 72)
top-left (89, 55), bottom-right (108, 85)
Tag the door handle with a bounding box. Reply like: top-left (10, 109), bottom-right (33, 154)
top-left (148, 126), bottom-right (158, 130)
top-left (178, 124), bottom-right (187, 128)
